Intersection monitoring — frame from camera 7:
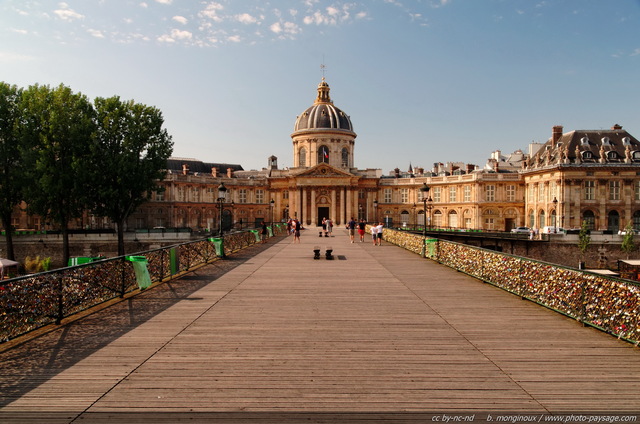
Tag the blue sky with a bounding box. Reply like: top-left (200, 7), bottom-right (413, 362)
top-left (1, 1), bottom-right (639, 173)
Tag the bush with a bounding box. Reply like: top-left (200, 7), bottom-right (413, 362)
top-left (23, 256), bottom-right (52, 273)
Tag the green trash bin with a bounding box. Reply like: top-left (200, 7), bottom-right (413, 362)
top-left (126, 255), bottom-right (152, 289)
top-left (68, 257), bottom-right (93, 266)
top-left (249, 230), bottom-right (260, 242)
top-left (267, 226), bottom-right (273, 237)
top-left (210, 237), bottom-right (224, 257)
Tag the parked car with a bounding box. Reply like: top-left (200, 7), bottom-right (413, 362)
top-left (541, 226), bottom-right (566, 234)
top-left (510, 226), bottom-right (531, 234)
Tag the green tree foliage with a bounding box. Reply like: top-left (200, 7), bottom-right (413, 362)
top-left (19, 84), bottom-right (96, 266)
top-left (578, 220), bottom-right (591, 266)
top-left (0, 82), bottom-right (24, 260)
top-left (621, 221), bottom-right (636, 259)
top-left (89, 96), bottom-right (173, 256)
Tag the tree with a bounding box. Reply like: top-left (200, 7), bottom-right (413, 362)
top-left (0, 82), bottom-right (24, 260)
top-left (621, 221), bottom-right (636, 259)
top-left (89, 96), bottom-right (173, 256)
top-left (578, 220), bottom-right (591, 268)
top-left (19, 84), bottom-right (96, 266)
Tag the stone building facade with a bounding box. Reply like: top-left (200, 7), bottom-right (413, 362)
top-left (7, 79), bottom-right (640, 234)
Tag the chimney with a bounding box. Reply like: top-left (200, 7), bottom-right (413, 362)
top-left (227, 168), bottom-right (233, 178)
top-left (552, 125), bottom-right (563, 146)
top-left (394, 167), bottom-right (400, 178)
top-left (211, 167), bottom-right (217, 178)
top-left (612, 124), bottom-right (623, 130)
top-left (182, 164), bottom-right (189, 175)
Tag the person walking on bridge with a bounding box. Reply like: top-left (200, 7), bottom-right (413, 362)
top-left (376, 222), bottom-right (384, 246)
top-left (370, 224), bottom-right (378, 246)
top-left (348, 217), bottom-right (357, 243)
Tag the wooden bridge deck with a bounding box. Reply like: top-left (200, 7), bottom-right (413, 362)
top-left (1, 228), bottom-right (639, 423)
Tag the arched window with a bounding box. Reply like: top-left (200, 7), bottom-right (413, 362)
top-left (538, 210), bottom-right (545, 228)
top-left (400, 210), bottom-right (409, 226)
top-left (528, 210), bottom-right (535, 228)
top-left (341, 147), bottom-right (349, 167)
top-left (433, 210), bottom-right (442, 228)
top-left (318, 145), bottom-right (329, 164)
top-left (633, 210), bottom-right (640, 230)
top-left (583, 210), bottom-right (595, 230)
top-left (448, 210), bottom-right (458, 228)
top-left (608, 210), bottom-right (620, 233)
top-left (299, 147), bottom-right (306, 167)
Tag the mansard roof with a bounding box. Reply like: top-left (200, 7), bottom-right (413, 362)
top-left (166, 157), bottom-right (243, 175)
top-left (526, 124), bottom-right (640, 169)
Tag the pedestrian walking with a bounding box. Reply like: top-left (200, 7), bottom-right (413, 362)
top-left (371, 224), bottom-right (378, 245)
top-left (348, 217), bottom-right (357, 243)
top-left (327, 218), bottom-right (333, 236)
top-left (293, 219), bottom-right (301, 243)
top-left (376, 222), bottom-right (384, 245)
top-left (357, 219), bottom-right (366, 242)
top-left (261, 221), bottom-right (268, 243)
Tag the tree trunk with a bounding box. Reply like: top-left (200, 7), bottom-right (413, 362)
top-left (1, 214), bottom-right (15, 260)
top-left (61, 223), bottom-right (70, 267)
top-left (116, 220), bottom-right (125, 257)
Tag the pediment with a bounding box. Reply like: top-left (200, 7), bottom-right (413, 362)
top-left (293, 164), bottom-right (354, 178)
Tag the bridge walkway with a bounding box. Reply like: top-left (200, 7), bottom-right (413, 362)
top-left (1, 227), bottom-right (639, 422)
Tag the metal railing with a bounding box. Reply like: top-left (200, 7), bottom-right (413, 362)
top-left (0, 225), bottom-right (286, 342)
top-left (380, 227), bottom-right (640, 344)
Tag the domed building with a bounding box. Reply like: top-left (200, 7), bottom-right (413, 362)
top-left (268, 78), bottom-right (381, 226)
top-left (291, 78), bottom-right (356, 169)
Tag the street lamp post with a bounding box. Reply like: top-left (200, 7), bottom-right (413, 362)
top-left (552, 196), bottom-right (558, 233)
top-left (373, 199), bottom-right (378, 223)
top-left (420, 183), bottom-right (431, 237)
top-left (217, 182), bottom-right (227, 258)
top-left (270, 199), bottom-right (275, 228)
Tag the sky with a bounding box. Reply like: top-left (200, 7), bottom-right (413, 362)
top-left (1, 1), bottom-right (640, 174)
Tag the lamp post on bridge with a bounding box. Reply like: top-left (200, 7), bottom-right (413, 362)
top-left (420, 183), bottom-right (431, 237)
top-left (217, 182), bottom-right (228, 258)
top-left (553, 196), bottom-right (558, 234)
top-left (373, 199), bottom-right (378, 224)
top-left (270, 199), bottom-right (275, 231)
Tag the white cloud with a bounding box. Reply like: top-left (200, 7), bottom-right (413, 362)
top-left (87, 28), bottom-right (105, 38)
top-left (173, 15), bottom-right (188, 25)
top-left (200, 2), bottom-right (224, 22)
top-left (11, 28), bottom-right (29, 35)
top-left (237, 13), bottom-right (258, 24)
top-left (155, 0), bottom-right (172, 4)
top-left (54, 3), bottom-right (84, 21)
top-left (170, 28), bottom-right (193, 40)
top-left (227, 35), bottom-right (241, 43)
top-left (157, 34), bottom-right (175, 43)
top-left (270, 22), bottom-right (282, 33)
top-left (0, 51), bottom-right (37, 63)
top-left (631, 48), bottom-right (640, 57)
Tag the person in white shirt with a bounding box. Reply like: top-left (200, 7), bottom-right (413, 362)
top-left (370, 224), bottom-right (378, 245)
top-left (376, 222), bottom-right (384, 246)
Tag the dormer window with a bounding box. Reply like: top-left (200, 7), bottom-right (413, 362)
top-left (633, 151), bottom-right (640, 160)
top-left (601, 137), bottom-right (611, 146)
top-left (582, 151), bottom-right (593, 160)
top-left (581, 137), bottom-right (590, 146)
top-left (607, 151), bottom-right (619, 160)
top-left (623, 137), bottom-right (632, 146)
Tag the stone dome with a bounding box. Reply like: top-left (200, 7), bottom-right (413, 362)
top-left (292, 79), bottom-right (354, 135)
